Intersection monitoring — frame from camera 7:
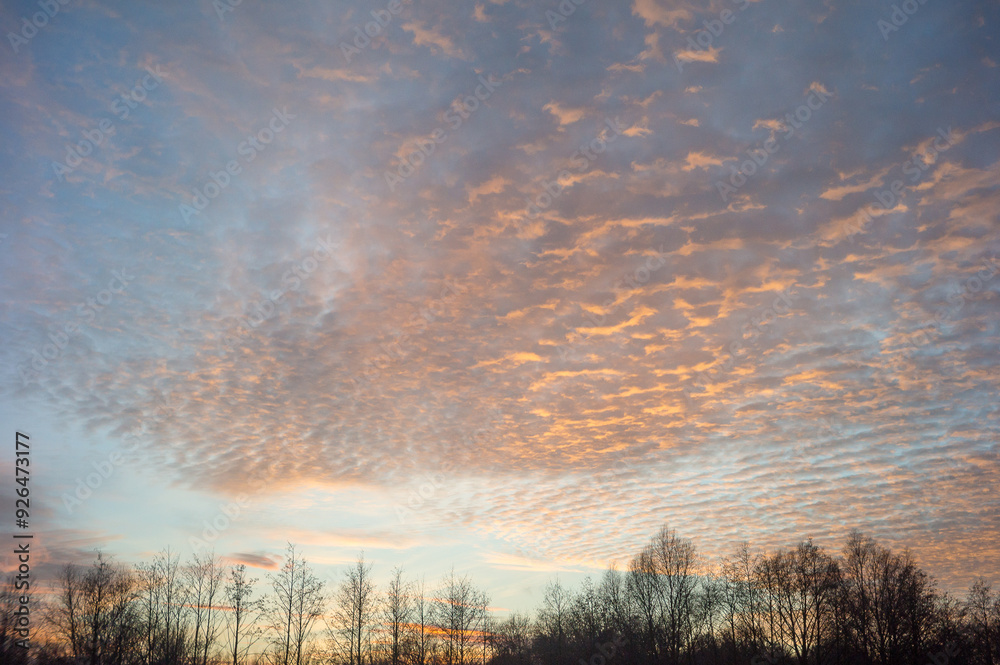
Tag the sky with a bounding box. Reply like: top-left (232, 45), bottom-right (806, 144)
top-left (1, 0), bottom-right (998, 613)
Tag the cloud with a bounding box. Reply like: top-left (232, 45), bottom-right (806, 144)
top-left (294, 64), bottom-right (373, 83)
top-left (543, 101), bottom-right (587, 127)
top-left (683, 151), bottom-right (724, 171)
top-left (818, 167), bottom-right (893, 201)
top-left (224, 553), bottom-right (282, 570)
top-left (402, 21), bottom-right (466, 59)
top-left (632, 0), bottom-right (692, 28)
top-left (482, 550), bottom-right (597, 572)
top-left (1, 0), bottom-right (998, 598)
top-left (467, 175), bottom-right (511, 203)
top-left (672, 46), bottom-right (720, 65)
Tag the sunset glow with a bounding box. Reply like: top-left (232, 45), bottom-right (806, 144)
top-left (1, 0), bottom-right (998, 663)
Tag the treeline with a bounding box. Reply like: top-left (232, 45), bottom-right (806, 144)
top-left (1, 528), bottom-right (998, 665)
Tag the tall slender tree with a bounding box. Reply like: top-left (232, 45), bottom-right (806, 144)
top-left (330, 554), bottom-right (377, 665)
top-left (382, 566), bottom-right (413, 665)
top-left (966, 578), bottom-right (1000, 665)
top-left (536, 578), bottom-right (573, 665)
top-left (225, 563), bottom-right (264, 665)
top-left (185, 551), bottom-right (225, 665)
top-left (649, 526), bottom-right (699, 665)
top-left (412, 576), bottom-right (434, 665)
top-left (268, 543), bottom-right (326, 665)
top-left (434, 569), bottom-right (489, 665)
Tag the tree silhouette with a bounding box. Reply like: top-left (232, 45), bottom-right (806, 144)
top-left (329, 554), bottom-right (377, 665)
top-left (8, 529), bottom-right (998, 665)
top-left (226, 563), bottom-right (265, 665)
top-left (267, 543), bottom-right (326, 665)
top-left (185, 551), bottom-right (225, 665)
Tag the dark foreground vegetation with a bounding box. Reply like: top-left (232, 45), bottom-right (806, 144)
top-left (2, 527), bottom-right (998, 665)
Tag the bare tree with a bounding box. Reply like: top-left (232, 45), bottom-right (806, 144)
top-left (628, 546), bottom-right (662, 665)
top-left (841, 530), bottom-right (938, 665)
top-left (492, 612), bottom-right (532, 665)
top-left (48, 564), bottom-right (85, 659)
top-left (412, 577), bottom-right (434, 665)
top-left (649, 526), bottom-right (699, 665)
top-left (89, 552), bottom-right (139, 665)
top-left (226, 564), bottom-right (265, 665)
top-left (478, 593), bottom-right (492, 665)
top-left (597, 565), bottom-right (634, 651)
top-left (135, 558), bottom-right (162, 664)
top-left (329, 554), bottom-right (377, 665)
top-left (536, 578), bottom-right (573, 664)
top-left (694, 567), bottom-right (725, 661)
top-left (966, 578), bottom-right (1000, 665)
top-left (267, 544), bottom-right (326, 665)
top-left (134, 547), bottom-right (188, 665)
top-left (763, 540), bottom-right (839, 665)
top-left (382, 567), bottom-right (413, 665)
top-left (53, 551), bottom-right (140, 665)
top-left (158, 547), bottom-right (187, 665)
top-left (185, 551), bottom-right (225, 665)
top-left (721, 543), bottom-right (765, 655)
top-left (568, 576), bottom-right (603, 646)
top-left (27, 526), bottom-right (988, 665)
top-left (433, 569), bottom-right (489, 665)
